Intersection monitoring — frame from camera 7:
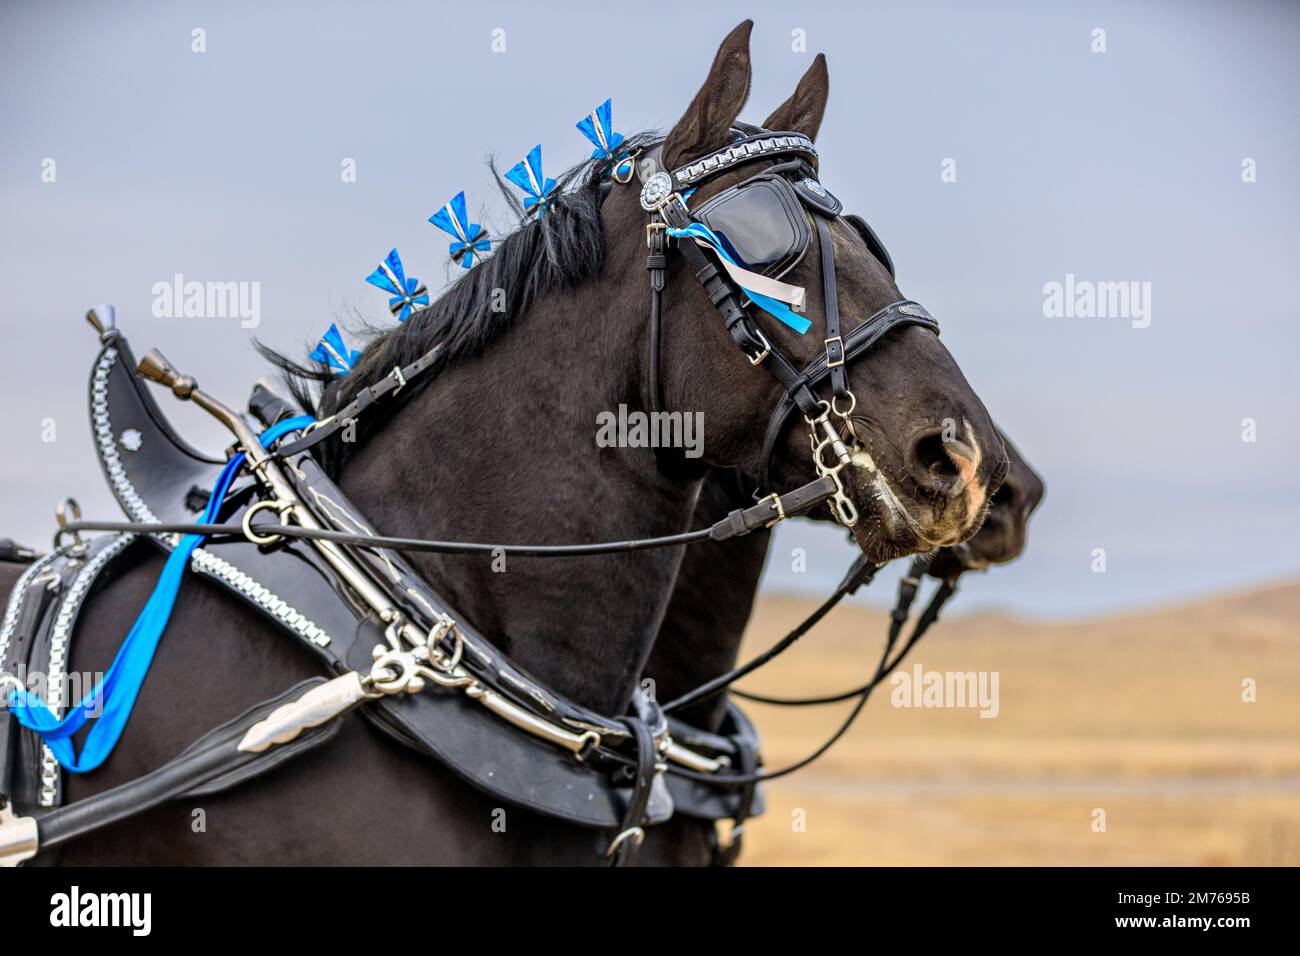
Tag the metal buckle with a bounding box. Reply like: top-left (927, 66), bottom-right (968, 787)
top-left (388, 365), bottom-right (407, 394)
top-left (748, 328), bottom-right (773, 366)
top-left (645, 220), bottom-right (668, 249)
top-left (825, 335), bottom-right (845, 368)
top-left (758, 492), bottom-right (786, 528)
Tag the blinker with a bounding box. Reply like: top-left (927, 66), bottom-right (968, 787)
top-left (691, 167), bottom-right (842, 281)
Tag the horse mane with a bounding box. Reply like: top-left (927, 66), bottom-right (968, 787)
top-left (258, 131), bottom-right (660, 474)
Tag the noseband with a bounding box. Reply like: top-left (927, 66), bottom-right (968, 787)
top-left (630, 124), bottom-right (941, 520)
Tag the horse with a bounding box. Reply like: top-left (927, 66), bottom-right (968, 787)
top-left (0, 20), bottom-right (1006, 865)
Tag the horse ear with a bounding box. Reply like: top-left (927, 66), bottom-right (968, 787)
top-left (660, 20), bottom-right (753, 171)
top-left (762, 53), bottom-right (829, 140)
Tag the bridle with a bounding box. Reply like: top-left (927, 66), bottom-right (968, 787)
top-left (631, 123), bottom-right (942, 517)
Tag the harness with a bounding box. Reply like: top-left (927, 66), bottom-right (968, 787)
top-left (0, 126), bottom-right (955, 868)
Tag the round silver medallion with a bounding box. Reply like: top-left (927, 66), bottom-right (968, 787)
top-left (639, 171), bottom-right (674, 211)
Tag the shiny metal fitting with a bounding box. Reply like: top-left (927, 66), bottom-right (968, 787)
top-left (0, 802), bottom-right (39, 867)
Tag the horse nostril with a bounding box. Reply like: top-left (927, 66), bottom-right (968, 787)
top-left (905, 426), bottom-right (976, 498)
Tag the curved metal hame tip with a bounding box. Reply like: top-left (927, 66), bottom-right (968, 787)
top-left (85, 304), bottom-right (116, 340)
top-left (136, 348), bottom-right (197, 398)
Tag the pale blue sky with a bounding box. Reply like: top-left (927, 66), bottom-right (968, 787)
top-left (1, 0), bottom-right (1297, 617)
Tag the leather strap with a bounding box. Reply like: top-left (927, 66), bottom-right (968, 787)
top-left (647, 226), bottom-right (667, 415)
top-left (30, 678), bottom-right (343, 854)
top-left (757, 300), bottom-right (940, 491)
top-left (815, 215), bottom-right (849, 401)
top-left (607, 715), bottom-right (659, 866)
top-left (0, 540), bottom-right (37, 564)
top-left (0, 576), bottom-right (58, 810)
top-left (273, 345), bottom-right (444, 459)
top-left (63, 475), bottom-right (840, 557)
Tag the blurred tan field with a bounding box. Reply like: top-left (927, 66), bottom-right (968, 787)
top-left (736, 581), bottom-right (1300, 866)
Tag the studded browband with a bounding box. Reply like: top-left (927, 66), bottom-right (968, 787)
top-left (666, 130), bottom-right (817, 186)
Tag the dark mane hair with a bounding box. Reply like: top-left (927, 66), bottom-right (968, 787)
top-left (259, 131), bottom-right (660, 474)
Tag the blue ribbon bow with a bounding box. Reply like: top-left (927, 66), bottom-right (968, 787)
top-left (366, 248), bottom-right (428, 321)
top-left (505, 145), bottom-right (557, 216)
top-left (576, 98), bottom-right (625, 161)
top-left (429, 192), bottom-right (491, 269)
top-left (310, 324), bottom-right (362, 375)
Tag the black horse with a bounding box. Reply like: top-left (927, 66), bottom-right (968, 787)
top-left (1, 21), bottom-right (1005, 864)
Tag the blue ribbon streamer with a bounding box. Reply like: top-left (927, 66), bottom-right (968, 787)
top-left (4, 415), bottom-right (315, 773)
top-left (665, 223), bottom-right (812, 335)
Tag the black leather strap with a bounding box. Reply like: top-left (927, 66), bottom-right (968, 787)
top-left (0, 574), bottom-right (59, 810)
top-left (64, 474), bottom-right (839, 557)
top-left (708, 475), bottom-right (837, 540)
top-left (0, 540), bottom-right (37, 564)
top-left (816, 215), bottom-right (849, 401)
top-left (757, 300), bottom-right (940, 491)
top-left (32, 678), bottom-right (343, 853)
top-left (647, 225), bottom-right (667, 415)
top-left (607, 716), bottom-right (658, 866)
top-left (662, 554), bottom-right (878, 715)
top-left (273, 344), bottom-right (444, 459)
top-left (248, 383), bottom-right (298, 428)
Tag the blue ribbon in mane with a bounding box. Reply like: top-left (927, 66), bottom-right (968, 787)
top-left (3, 415), bottom-right (315, 773)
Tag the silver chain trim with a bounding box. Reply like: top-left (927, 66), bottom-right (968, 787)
top-left (39, 533), bottom-right (137, 807)
top-left (92, 348), bottom-right (163, 529)
top-left (188, 548), bottom-right (331, 647)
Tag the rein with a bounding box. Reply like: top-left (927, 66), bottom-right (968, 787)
top-left (668, 559), bottom-right (958, 787)
top-left (59, 475), bottom-right (840, 557)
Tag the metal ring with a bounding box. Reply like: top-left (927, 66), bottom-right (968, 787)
top-left (242, 499), bottom-right (291, 545)
top-left (53, 498), bottom-right (85, 549)
top-left (611, 149), bottom-right (641, 184)
top-left (368, 648), bottom-right (420, 695)
top-left (832, 391), bottom-right (857, 419)
top-left (301, 415), bottom-right (335, 436)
